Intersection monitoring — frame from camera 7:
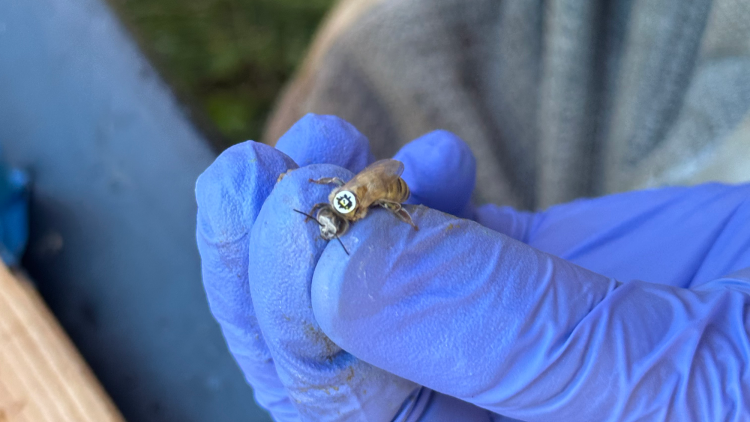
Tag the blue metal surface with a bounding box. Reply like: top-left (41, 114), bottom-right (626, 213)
top-left (0, 1), bottom-right (271, 421)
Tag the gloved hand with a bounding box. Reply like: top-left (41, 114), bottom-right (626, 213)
top-left (197, 114), bottom-right (750, 421)
top-left (197, 113), bottom-right (489, 422)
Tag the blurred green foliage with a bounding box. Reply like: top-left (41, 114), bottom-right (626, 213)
top-left (112, 0), bottom-right (336, 144)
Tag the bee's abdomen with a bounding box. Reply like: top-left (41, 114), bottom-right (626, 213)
top-left (385, 178), bottom-right (410, 203)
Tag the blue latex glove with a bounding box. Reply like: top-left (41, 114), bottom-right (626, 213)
top-left (197, 114), bottom-right (750, 421)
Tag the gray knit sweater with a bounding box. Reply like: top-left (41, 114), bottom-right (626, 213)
top-left (265, 0), bottom-right (750, 210)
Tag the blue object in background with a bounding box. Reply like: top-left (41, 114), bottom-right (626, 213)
top-left (0, 161), bottom-right (29, 266)
top-left (0, 0), bottom-right (271, 421)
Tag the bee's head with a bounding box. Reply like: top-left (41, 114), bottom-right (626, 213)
top-left (316, 206), bottom-right (344, 240)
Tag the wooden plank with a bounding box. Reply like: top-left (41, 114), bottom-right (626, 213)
top-left (0, 264), bottom-right (125, 422)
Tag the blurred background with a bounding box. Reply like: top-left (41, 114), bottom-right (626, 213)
top-left (0, 0), bottom-right (338, 421)
top-left (1, 1), bottom-right (748, 421)
top-left (112, 0), bottom-right (336, 146)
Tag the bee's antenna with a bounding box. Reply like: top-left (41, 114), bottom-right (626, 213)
top-left (293, 209), bottom-right (322, 226)
top-left (335, 236), bottom-right (350, 256)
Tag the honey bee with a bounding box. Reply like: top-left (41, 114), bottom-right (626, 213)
top-left (294, 159), bottom-right (419, 253)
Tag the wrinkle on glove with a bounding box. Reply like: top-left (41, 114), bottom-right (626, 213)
top-left (311, 184), bottom-right (750, 421)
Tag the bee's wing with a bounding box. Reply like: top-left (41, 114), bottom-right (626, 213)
top-left (343, 159), bottom-right (405, 196)
top-left (361, 159), bottom-right (404, 179)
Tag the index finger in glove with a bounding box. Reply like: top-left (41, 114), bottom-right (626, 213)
top-left (394, 130), bottom-right (476, 219)
top-left (311, 207), bottom-right (617, 420)
top-left (275, 113), bottom-right (374, 173)
top-left (249, 164), bottom-right (419, 421)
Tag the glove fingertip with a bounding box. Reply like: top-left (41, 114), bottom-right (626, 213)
top-left (275, 113), bottom-right (374, 173)
top-left (474, 204), bottom-right (535, 243)
top-left (196, 141), bottom-right (296, 243)
top-left (395, 130), bottom-right (476, 216)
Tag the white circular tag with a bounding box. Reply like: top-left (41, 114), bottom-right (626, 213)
top-left (333, 191), bottom-right (357, 214)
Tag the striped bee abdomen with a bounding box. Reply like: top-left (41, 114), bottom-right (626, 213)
top-left (385, 177), bottom-right (410, 203)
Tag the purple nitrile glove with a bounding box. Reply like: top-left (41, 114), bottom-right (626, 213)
top-left (199, 113), bottom-right (750, 421)
top-left (196, 114), bottom-right (493, 421)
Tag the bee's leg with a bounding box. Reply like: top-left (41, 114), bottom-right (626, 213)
top-left (378, 201), bottom-right (419, 231)
top-left (395, 209), bottom-right (419, 231)
top-left (333, 218), bottom-right (351, 255)
top-left (339, 218), bottom-right (350, 236)
top-left (309, 177), bottom-right (346, 187)
top-left (276, 169), bottom-right (295, 184)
